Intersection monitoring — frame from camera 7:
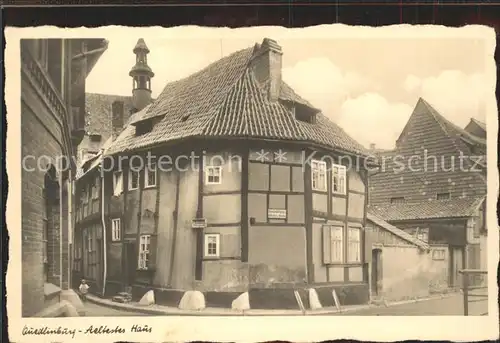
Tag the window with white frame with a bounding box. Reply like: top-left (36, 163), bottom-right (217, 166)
top-left (111, 218), bottom-right (121, 241)
top-left (145, 163), bottom-right (157, 188)
top-left (205, 166), bottom-right (222, 185)
top-left (138, 235), bottom-right (151, 269)
top-left (311, 160), bottom-right (327, 191)
top-left (332, 164), bottom-right (347, 194)
top-left (129, 169), bottom-right (140, 190)
top-left (204, 233), bottom-right (220, 258)
top-left (113, 171), bottom-right (123, 196)
top-left (322, 225), bottom-right (343, 263)
top-left (347, 227), bottom-right (361, 263)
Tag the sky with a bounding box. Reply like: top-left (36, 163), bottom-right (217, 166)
top-left (85, 25), bottom-right (495, 150)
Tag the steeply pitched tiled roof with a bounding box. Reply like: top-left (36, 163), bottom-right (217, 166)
top-left (85, 93), bottom-right (135, 138)
top-left (369, 98), bottom-right (487, 205)
top-left (368, 196), bottom-right (484, 221)
top-left (105, 42), bottom-right (370, 157)
top-left (367, 213), bottom-right (430, 250)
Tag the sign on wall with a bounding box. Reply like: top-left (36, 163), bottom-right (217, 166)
top-left (268, 208), bottom-right (287, 220)
top-left (192, 218), bottom-right (207, 229)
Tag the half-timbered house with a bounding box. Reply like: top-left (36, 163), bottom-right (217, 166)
top-left (74, 38), bottom-right (377, 308)
top-left (73, 38), bottom-right (155, 296)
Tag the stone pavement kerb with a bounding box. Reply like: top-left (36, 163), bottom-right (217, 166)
top-left (85, 291), bottom-right (461, 316)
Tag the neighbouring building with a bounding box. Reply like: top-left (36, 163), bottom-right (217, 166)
top-left (73, 38), bottom-right (377, 309)
top-left (369, 98), bottom-right (487, 291)
top-left (77, 38), bottom-right (154, 166)
top-left (366, 213), bottom-right (454, 301)
top-left (464, 117), bottom-right (486, 139)
top-left (21, 38), bottom-right (107, 317)
top-left (73, 38), bottom-right (155, 295)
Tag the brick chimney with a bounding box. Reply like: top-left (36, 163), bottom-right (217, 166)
top-left (111, 100), bottom-right (124, 140)
top-left (250, 38), bottom-right (283, 101)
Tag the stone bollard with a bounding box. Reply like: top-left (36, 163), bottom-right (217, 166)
top-left (138, 290), bottom-right (155, 306)
top-left (178, 290), bottom-right (206, 310)
top-left (308, 288), bottom-right (322, 310)
top-left (231, 292), bottom-right (250, 311)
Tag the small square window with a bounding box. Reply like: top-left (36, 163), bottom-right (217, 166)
top-left (129, 169), bottom-right (140, 190)
top-left (205, 166), bottom-right (222, 185)
top-left (204, 234), bottom-right (220, 258)
top-left (111, 218), bottom-right (121, 241)
top-left (432, 249), bottom-right (446, 260)
top-left (145, 163), bottom-right (157, 188)
top-left (437, 192), bottom-right (450, 200)
top-left (390, 197), bottom-right (405, 204)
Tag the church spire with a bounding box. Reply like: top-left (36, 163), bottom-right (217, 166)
top-left (129, 38), bottom-right (154, 112)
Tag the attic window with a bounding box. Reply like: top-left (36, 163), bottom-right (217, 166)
top-left (436, 192), bottom-right (450, 200)
top-left (294, 106), bottom-right (317, 124)
top-left (390, 197), bottom-right (405, 204)
top-left (135, 120), bottom-right (153, 136)
top-left (89, 134), bottom-right (101, 142)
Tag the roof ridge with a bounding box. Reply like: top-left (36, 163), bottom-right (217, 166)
top-left (86, 92), bottom-right (132, 98)
top-left (423, 99), bottom-right (487, 184)
top-left (471, 117), bottom-right (486, 128)
top-left (424, 99), bottom-right (486, 145)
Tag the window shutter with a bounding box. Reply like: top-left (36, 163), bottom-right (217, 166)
top-left (322, 225), bottom-right (331, 264)
top-left (148, 235), bottom-right (158, 270)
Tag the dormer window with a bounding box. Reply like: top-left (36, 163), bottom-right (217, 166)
top-left (89, 134), bottom-right (102, 142)
top-left (135, 120), bottom-right (153, 136)
top-left (436, 192), bottom-right (450, 200)
top-left (390, 197), bottom-right (405, 204)
top-left (294, 106), bottom-right (317, 124)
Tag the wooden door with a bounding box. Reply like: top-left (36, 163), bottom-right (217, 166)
top-left (449, 246), bottom-right (464, 288)
top-left (124, 242), bottom-right (137, 286)
top-left (371, 249), bottom-right (382, 295)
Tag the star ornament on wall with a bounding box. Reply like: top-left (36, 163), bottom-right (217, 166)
top-left (274, 149), bottom-right (287, 163)
top-left (255, 149), bottom-right (270, 162)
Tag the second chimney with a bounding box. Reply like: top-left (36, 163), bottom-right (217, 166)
top-left (111, 100), bottom-right (124, 140)
top-left (251, 38), bottom-right (283, 102)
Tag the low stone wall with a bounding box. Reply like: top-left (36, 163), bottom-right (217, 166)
top-left (122, 282), bottom-right (369, 310)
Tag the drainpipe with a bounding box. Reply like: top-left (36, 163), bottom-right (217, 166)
top-left (59, 170), bottom-right (63, 293)
top-left (101, 166), bottom-right (108, 296)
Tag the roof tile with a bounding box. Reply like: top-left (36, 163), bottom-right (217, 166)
top-left (368, 196), bottom-right (484, 221)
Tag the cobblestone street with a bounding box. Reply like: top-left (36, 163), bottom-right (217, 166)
top-left (336, 293), bottom-right (489, 316)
